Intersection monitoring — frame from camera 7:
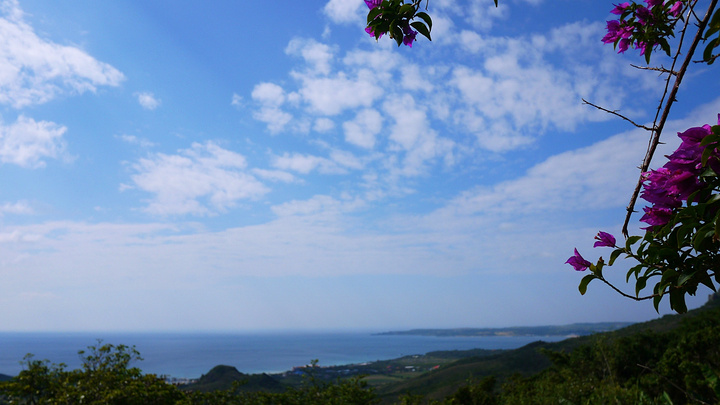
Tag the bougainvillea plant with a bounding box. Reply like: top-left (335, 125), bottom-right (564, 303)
top-left (565, 0), bottom-right (720, 313)
top-left (571, 118), bottom-right (720, 313)
top-left (365, 0), bottom-right (435, 47)
top-left (367, 0), bottom-right (720, 313)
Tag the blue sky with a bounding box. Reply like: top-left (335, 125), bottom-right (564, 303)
top-left (0, 0), bottom-right (718, 332)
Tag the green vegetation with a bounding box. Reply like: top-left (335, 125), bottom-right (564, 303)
top-left (1, 295), bottom-right (718, 404)
top-left (182, 365), bottom-right (283, 393)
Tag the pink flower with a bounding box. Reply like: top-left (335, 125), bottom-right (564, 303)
top-left (364, 0), bottom-right (381, 9)
top-left (669, 1), bottom-right (683, 17)
top-left (566, 249), bottom-right (592, 271)
top-left (611, 2), bottom-right (631, 14)
top-left (593, 232), bottom-right (617, 248)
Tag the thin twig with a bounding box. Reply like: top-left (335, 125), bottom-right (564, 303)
top-left (582, 99), bottom-right (654, 131)
top-left (622, 0), bottom-right (719, 237)
top-left (695, 53), bottom-right (720, 64)
top-left (629, 64), bottom-right (678, 75)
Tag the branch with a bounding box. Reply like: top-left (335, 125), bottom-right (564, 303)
top-left (696, 53), bottom-right (720, 64)
top-left (582, 99), bottom-right (654, 131)
top-left (629, 64), bottom-right (678, 75)
top-left (595, 275), bottom-right (659, 301)
top-left (622, 0), bottom-right (719, 237)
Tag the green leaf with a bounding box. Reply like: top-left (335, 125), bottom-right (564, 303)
top-left (658, 37), bottom-right (671, 57)
top-left (626, 264), bottom-right (644, 283)
top-left (702, 143), bottom-right (717, 166)
top-left (653, 293), bottom-right (662, 312)
top-left (367, 7), bottom-right (383, 23)
top-left (635, 276), bottom-right (647, 296)
top-left (609, 248), bottom-right (624, 266)
top-left (704, 37), bottom-right (719, 63)
top-left (705, 9), bottom-right (720, 39)
top-left (699, 274), bottom-right (716, 292)
top-left (660, 268), bottom-right (678, 285)
top-left (677, 273), bottom-right (693, 286)
top-left (411, 21), bottom-right (431, 41)
top-left (390, 23), bottom-right (403, 46)
top-left (693, 223), bottom-right (715, 250)
top-left (398, 4), bottom-right (414, 17)
top-left (669, 289), bottom-right (687, 313)
top-left (700, 133), bottom-right (720, 146)
top-left (578, 274), bottom-right (596, 295)
top-left (415, 11), bottom-right (432, 30)
top-left (626, 235), bottom-right (642, 249)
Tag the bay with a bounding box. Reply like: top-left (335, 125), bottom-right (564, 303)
top-left (0, 332), bottom-right (566, 378)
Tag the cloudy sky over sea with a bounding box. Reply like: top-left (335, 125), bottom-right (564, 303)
top-left (0, 0), bottom-right (718, 331)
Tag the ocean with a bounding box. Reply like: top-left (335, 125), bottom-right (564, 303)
top-left (0, 332), bottom-right (566, 378)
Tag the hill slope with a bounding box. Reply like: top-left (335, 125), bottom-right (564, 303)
top-left (375, 292), bottom-right (720, 403)
top-left (182, 365), bottom-right (284, 393)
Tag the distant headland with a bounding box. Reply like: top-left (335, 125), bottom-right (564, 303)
top-left (375, 322), bottom-right (633, 337)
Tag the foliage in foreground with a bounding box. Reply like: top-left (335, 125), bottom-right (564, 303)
top-left (0, 344), bottom-right (378, 405)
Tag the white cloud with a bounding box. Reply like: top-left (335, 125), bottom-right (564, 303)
top-left (323, 0), bottom-right (363, 24)
top-left (342, 108), bottom-right (382, 149)
top-left (252, 82), bottom-right (286, 105)
top-left (116, 134), bottom-right (155, 148)
top-left (295, 70), bottom-right (383, 116)
top-left (314, 118), bottom-right (335, 132)
top-left (252, 168), bottom-right (296, 183)
top-left (129, 141), bottom-right (269, 216)
top-left (231, 93), bottom-right (243, 108)
top-left (271, 195), bottom-right (343, 216)
top-left (383, 94), bottom-right (454, 176)
top-left (330, 149), bottom-right (365, 170)
top-left (136, 92), bottom-right (161, 110)
top-left (251, 82), bottom-right (293, 133)
top-left (272, 152), bottom-right (344, 174)
top-left (465, 1), bottom-right (508, 31)
top-left (286, 38), bottom-right (335, 75)
top-left (0, 115), bottom-right (67, 168)
top-left (0, 200), bottom-right (32, 216)
top-left (437, 102), bottom-right (720, 221)
top-left (0, 0), bottom-right (124, 108)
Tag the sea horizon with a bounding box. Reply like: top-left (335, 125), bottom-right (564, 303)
top-left (0, 331), bottom-right (567, 379)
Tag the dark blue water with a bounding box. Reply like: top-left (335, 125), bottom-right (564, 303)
top-left (0, 332), bottom-right (565, 378)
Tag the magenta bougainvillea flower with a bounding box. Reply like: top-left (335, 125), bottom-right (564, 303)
top-left (611, 2), bottom-right (631, 14)
top-left (645, 0), bottom-right (663, 8)
top-left (639, 122), bottom-right (718, 230)
top-left (402, 23), bottom-right (417, 47)
top-left (640, 206), bottom-right (674, 229)
top-left (636, 6), bottom-right (653, 25)
top-left (364, 0), bottom-right (381, 9)
top-left (566, 249), bottom-right (592, 271)
top-left (669, 1), bottom-right (683, 17)
top-left (593, 232), bottom-right (617, 248)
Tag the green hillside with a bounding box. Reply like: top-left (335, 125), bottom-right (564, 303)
top-left (182, 365), bottom-right (284, 393)
top-left (373, 292), bottom-right (720, 403)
